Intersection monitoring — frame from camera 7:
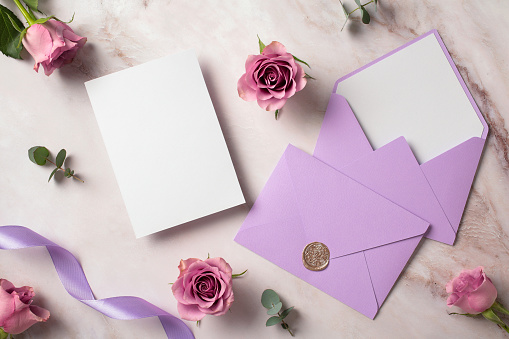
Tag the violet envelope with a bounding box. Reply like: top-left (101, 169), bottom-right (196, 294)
top-left (314, 30), bottom-right (488, 246)
top-left (235, 144), bottom-right (429, 319)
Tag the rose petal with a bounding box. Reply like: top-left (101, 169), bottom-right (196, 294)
top-left (178, 258), bottom-right (201, 278)
top-left (204, 258), bottom-right (232, 276)
top-left (22, 24), bottom-right (53, 72)
top-left (257, 97), bottom-right (287, 111)
top-left (2, 304), bottom-right (49, 335)
top-left (237, 74), bottom-right (257, 101)
top-left (467, 278), bottom-right (497, 313)
top-left (177, 303), bottom-right (206, 321)
top-left (0, 282), bottom-right (15, 324)
top-left (171, 277), bottom-right (190, 305)
top-left (262, 41), bottom-right (287, 56)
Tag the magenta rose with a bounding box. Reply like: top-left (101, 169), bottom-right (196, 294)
top-left (22, 19), bottom-right (87, 76)
top-left (0, 279), bottom-right (50, 334)
top-left (171, 257), bottom-right (234, 321)
top-left (446, 266), bottom-right (498, 314)
top-left (237, 41), bottom-right (307, 112)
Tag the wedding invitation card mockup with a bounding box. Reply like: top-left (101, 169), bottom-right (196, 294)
top-left (86, 50), bottom-right (244, 238)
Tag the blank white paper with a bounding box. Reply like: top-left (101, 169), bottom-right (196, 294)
top-left (86, 50), bottom-right (244, 238)
top-left (336, 33), bottom-right (485, 164)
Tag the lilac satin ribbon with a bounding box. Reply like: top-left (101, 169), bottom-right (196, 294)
top-left (0, 225), bottom-right (194, 339)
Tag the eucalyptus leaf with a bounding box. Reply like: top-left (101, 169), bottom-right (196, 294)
top-left (281, 323), bottom-right (289, 330)
top-left (374, 0), bottom-right (378, 12)
top-left (257, 34), bottom-right (265, 54)
top-left (339, 0), bottom-right (348, 18)
top-left (261, 289), bottom-right (280, 309)
top-left (354, 0), bottom-right (361, 7)
top-left (29, 146), bottom-right (49, 165)
top-left (280, 306), bottom-right (294, 320)
top-left (267, 302), bottom-right (282, 315)
top-left (361, 7), bottom-right (370, 24)
top-left (265, 316), bottom-right (282, 327)
top-left (56, 149), bottom-right (66, 168)
top-left (48, 168), bottom-right (58, 182)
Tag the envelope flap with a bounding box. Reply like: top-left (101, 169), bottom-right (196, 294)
top-left (284, 145), bottom-right (429, 258)
top-left (337, 136), bottom-right (456, 245)
top-left (313, 93), bottom-right (373, 167)
top-left (421, 137), bottom-right (486, 233)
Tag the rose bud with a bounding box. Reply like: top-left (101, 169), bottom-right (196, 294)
top-left (22, 19), bottom-right (87, 76)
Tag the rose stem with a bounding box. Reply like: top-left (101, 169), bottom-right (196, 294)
top-left (44, 158), bottom-right (85, 183)
top-left (12, 0), bottom-right (35, 25)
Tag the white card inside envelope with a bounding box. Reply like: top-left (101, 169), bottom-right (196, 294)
top-left (335, 31), bottom-right (485, 163)
top-left (85, 50), bottom-right (245, 238)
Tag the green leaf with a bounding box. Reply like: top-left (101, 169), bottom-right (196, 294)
top-left (374, 0), bottom-right (378, 12)
top-left (28, 146), bottom-right (49, 165)
top-left (0, 328), bottom-right (8, 339)
top-left (482, 309), bottom-right (506, 327)
top-left (339, 0), bottom-right (349, 18)
top-left (21, 0), bottom-right (38, 12)
top-left (32, 16), bottom-right (55, 26)
top-left (7, 13), bottom-right (23, 32)
top-left (275, 109), bottom-right (279, 120)
top-left (56, 149), bottom-right (66, 168)
top-left (267, 302), bottom-right (282, 315)
top-left (265, 316), bottom-right (282, 327)
top-left (292, 55), bottom-right (310, 68)
top-left (280, 306), bottom-right (294, 320)
top-left (232, 269), bottom-right (248, 278)
top-left (354, 0), bottom-right (361, 7)
top-left (361, 7), bottom-right (370, 24)
top-left (0, 4), bottom-right (24, 59)
top-left (304, 73), bottom-right (316, 80)
top-left (64, 168), bottom-right (73, 178)
top-left (281, 323), bottom-right (289, 330)
top-left (492, 301), bottom-right (509, 316)
top-left (257, 34), bottom-right (265, 54)
top-left (261, 289), bottom-right (280, 309)
top-left (48, 168), bottom-right (58, 182)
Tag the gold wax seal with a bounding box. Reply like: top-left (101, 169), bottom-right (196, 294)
top-left (302, 242), bottom-right (330, 271)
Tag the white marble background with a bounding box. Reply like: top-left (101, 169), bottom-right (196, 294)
top-left (1, 0), bottom-right (508, 338)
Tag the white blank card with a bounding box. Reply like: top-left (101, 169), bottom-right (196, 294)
top-left (86, 50), bottom-right (245, 238)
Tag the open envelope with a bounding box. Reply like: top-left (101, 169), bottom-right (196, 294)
top-left (235, 145), bottom-right (429, 319)
top-left (314, 30), bottom-right (488, 245)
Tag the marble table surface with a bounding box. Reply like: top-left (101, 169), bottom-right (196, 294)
top-left (1, 0), bottom-right (508, 338)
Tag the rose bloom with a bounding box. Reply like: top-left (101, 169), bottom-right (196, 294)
top-left (446, 266), bottom-right (497, 314)
top-left (237, 41), bottom-right (307, 111)
top-left (22, 19), bottom-right (87, 76)
top-left (171, 257), bottom-right (234, 321)
top-left (0, 279), bottom-right (50, 334)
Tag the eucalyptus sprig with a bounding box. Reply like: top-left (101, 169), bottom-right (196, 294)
top-left (339, 0), bottom-right (378, 31)
top-left (261, 289), bottom-right (294, 336)
top-left (28, 146), bottom-right (84, 183)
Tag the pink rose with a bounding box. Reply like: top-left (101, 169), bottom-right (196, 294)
top-left (0, 279), bottom-right (50, 334)
top-left (237, 41), bottom-right (307, 111)
top-left (22, 19), bottom-right (87, 76)
top-left (171, 257), bottom-right (234, 321)
top-left (446, 266), bottom-right (497, 314)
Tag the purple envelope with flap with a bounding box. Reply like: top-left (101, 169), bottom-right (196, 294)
top-left (315, 30), bottom-right (488, 246)
top-left (235, 144), bottom-right (429, 318)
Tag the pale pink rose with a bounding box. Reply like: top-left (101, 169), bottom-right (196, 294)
top-left (22, 19), bottom-right (87, 76)
top-left (446, 266), bottom-right (497, 314)
top-left (237, 41), bottom-right (307, 111)
top-left (171, 257), bottom-right (234, 321)
top-left (0, 279), bottom-right (50, 334)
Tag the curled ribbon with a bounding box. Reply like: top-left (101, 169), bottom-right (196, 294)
top-left (0, 225), bottom-right (194, 339)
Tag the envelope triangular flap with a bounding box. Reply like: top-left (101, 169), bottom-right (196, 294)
top-left (336, 136), bottom-right (455, 244)
top-left (420, 137), bottom-right (486, 234)
top-left (364, 235), bottom-right (424, 309)
top-left (284, 145), bottom-right (428, 258)
top-left (314, 93), bottom-right (373, 168)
